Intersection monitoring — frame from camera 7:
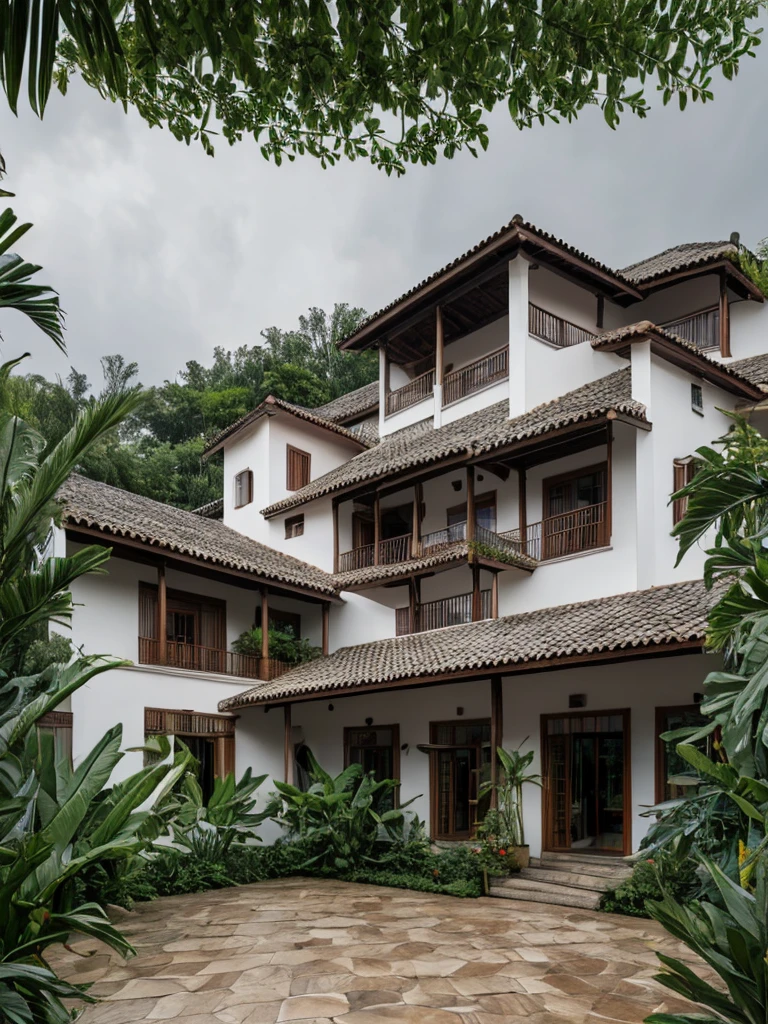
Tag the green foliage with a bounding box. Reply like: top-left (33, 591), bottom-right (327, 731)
top-left (20, 632), bottom-right (73, 675)
top-left (2, 1), bottom-right (763, 175)
top-left (600, 857), bottom-right (698, 919)
top-left (472, 809), bottom-right (521, 876)
top-left (740, 239), bottom-right (768, 297)
top-left (232, 626), bottom-right (321, 666)
top-left (269, 750), bottom-right (413, 872)
top-left (169, 768), bottom-right (269, 859)
top-left (478, 742), bottom-right (541, 848)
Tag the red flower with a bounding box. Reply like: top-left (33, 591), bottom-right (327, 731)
top-left (647, 858), bottom-right (655, 864)
top-left (499, 849), bottom-right (507, 857)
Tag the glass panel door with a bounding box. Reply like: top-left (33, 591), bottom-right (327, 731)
top-left (430, 721), bottom-right (490, 840)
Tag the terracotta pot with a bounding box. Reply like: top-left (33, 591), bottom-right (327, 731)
top-left (512, 845), bottom-right (530, 870)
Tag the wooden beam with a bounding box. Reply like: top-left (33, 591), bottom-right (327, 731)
top-left (518, 467), bottom-right (527, 556)
top-left (719, 270), bottom-right (731, 358)
top-left (435, 306), bottom-right (444, 386)
top-left (471, 564), bottom-right (482, 622)
top-left (332, 499), bottom-right (340, 574)
top-left (157, 562), bottom-right (167, 665)
top-left (491, 572), bottom-right (499, 619)
top-left (466, 465), bottom-right (475, 543)
top-left (606, 423), bottom-right (613, 541)
top-left (490, 678), bottom-right (503, 810)
top-left (373, 492), bottom-right (381, 565)
top-left (284, 704), bottom-right (294, 784)
top-left (261, 587), bottom-right (269, 661)
top-left (322, 603), bottom-right (330, 656)
top-left (596, 295), bottom-right (604, 330)
top-left (412, 482), bottom-right (423, 556)
top-left (408, 577), bottom-right (418, 634)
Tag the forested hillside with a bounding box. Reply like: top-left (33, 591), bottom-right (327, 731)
top-left (3, 304), bottom-right (375, 510)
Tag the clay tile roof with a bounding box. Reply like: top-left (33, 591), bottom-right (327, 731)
top-left (219, 578), bottom-right (711, 708)
top-left (620, 241), bottom-right (738, 285)
top-left (339, 215), bottom-right (641, 348)
top-left (192, 498), bottom-right (224, 519)
top-left (729, 352), bottom-right (768, 389)
top-left (204, 395), bottom-right (373, 457)
top-left (59, 474), bottom-right (338, 597)
top-left (591, 321), bottom-right (764, 396)
top-left (312, 382), bottom-right (379, 423)
top-left (333, 543), bottom-right (537, 590)
top-left (262, 368), bottom-right (646, 518)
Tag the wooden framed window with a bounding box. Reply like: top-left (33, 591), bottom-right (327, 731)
top-left (672, 458), bottom-right (697, 525)
top-left (286, 445), bottom-right (311, 491)
top-left (542, 463), bottom-right (608, 559)
top-left (145, 707), bottom-right (235, 799)
top-left (37, 710), bottom-right (73, 766)
top-left (691, 383), bottom-right (704, 414)
top-left (285, 514), bottom-right (304, 539)
top-left (426, 720), bottom-right (491, 840)
top-left (139, 583), bottom-right (226, 669)
top-left (655, 705), bottom-right (709, 803)
top-left (446, 492), bottom-right (497, 531)
top-left (234, 469), bottom-right (253, 508)
top-left (344, 724), bottom-right (400, 807)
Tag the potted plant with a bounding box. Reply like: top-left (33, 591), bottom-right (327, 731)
top-left (479, 740), bottom-right (541, 870)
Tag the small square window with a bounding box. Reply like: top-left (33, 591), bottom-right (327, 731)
top-left (234, 469), bottom-right (253, 508)
top-left (691, 383), bottom-right (704, 414)
top-left (285, 514), bottom-right (304, 539)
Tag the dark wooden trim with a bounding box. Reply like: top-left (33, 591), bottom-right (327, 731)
top-left (471, 564), bottom-right (482, 621)
top-left (540, 707), bottom-right (632, 857)
top-left (428, 718), bottom-right (491, 840)
top-left (343, 724), bottom-right (401, 804)
top-left (518, 467), bottom-right (527, 556)
top-left (373, 492), bottom-right (381, 565)
top-left (234, 469), bottom-right (254, 508)
top-left (322, 603), bottom-right (330, 656)
top-left (490, 678), bottom-right (503, 810)
top-left (516, 228), bottom-right (644, 300)
top-left (284, 703), bottom-right (294, 784)
top-left (261, 588), bottom-right (269, 661)
top-left (596, 295), bottom-right (604, 329)
top-left (654, 703), bottom-right (702, 804)
top-left (247, 639), bottom-right (704, 707)
top-left (637, 258), bottom-right (764, 302)
top-left (435, 306), bottom-right (444, 386)
top-left (65, 525), bottom-right (340, 603)
top-left (491, 573), bottom-right (499, 618)
top-left (719, 270), bottom-right (731, 358)
top-left (157, 562), bottom-right (167, 664)
top-left (606, 424), bottom-right (613, 541)
top-left (332, 498), bottom-right (340, 575)
top-left (466, 465), bottom-right (475, 544)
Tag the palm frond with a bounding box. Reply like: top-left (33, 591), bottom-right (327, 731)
top-left (0, 210), bottom-right (64, 349)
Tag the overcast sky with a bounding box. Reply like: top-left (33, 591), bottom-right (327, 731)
top-left (3, 41), bottom-right (767, 391)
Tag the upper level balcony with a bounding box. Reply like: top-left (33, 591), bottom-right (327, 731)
top-left (661, 307), bottom-right (719, 352)
top-left (384, 303), bottom-right (597, 417)
top-left (138, 637), bottom-right (293, 682)
top-left (500, 500), bottom-right (610, 562)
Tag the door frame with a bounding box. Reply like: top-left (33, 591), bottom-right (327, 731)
top-left (428, 718), bottom-right (490, 841)
top-left (540, 708), bottom-right (631, 856)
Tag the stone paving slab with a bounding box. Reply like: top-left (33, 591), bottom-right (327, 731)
top-left (51, 878), bottom-right (702, 1023)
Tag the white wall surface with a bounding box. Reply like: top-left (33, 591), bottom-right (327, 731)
top-left (380, 397), bottom-right (434, 437)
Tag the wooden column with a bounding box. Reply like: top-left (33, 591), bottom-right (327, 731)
top-left (517, 467), bottom-right (527, 555)
top-left (491, 572), bottom-right (499, 619)
top-left (373, 492), bottom-right (381, 565)
top-left (332, 499), bottom-right (339, 574)
top-left (490, 677), bottom-right (503, 809)
top-left (471, 564), bottom-right (482, 621)
top-left (283, 703), bottom-right (294, 784)
top-left (719, 270), bottom-right (731, 358)
top-left (412, 481), bottom-right (423, 557)
top-left (466, 465), bottom-right (475, 543)
top-left (157, 562), bottom-right (167, 664)
top-left (596, 295), bottom-right (604, 330)
top-left (435, 307), bottom-right (444, 386)
top-left (408, 577), bottom-right (418, 634)
top-left (261, 586), bottom-right (269, 663)
top-left (322, 603), bottom-right (330, 656)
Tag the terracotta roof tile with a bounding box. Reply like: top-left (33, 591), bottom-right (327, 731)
top-left (59, 474), bottom-right (338, 597)
top-left (312, 382), bottom-right (379, 423)
top-left (262, 369), bottom-right (646, 518)
top-left (204, 396), bottom-right (372, 456)
top-left (620, 241), bottom-right (738, 285)
top-left (729, 352), bottom-right (768, 388)
top-left (219, 578), bottom-right (711, 708)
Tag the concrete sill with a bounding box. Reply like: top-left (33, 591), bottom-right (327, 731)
top-left (540, 545), bottom-right (613, 566)
top-left (125, 663), bottom-right (259, 687)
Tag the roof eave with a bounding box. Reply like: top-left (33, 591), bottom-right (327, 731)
top-left (637, 258), bottom-right (765, 302)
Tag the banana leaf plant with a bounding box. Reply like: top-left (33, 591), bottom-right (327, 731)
top-left (169, 767), bottom-right (269, 860)
top-left (478, 742), bottom-right (541, 848)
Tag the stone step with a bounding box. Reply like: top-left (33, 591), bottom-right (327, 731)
top-left (531, 855), bottom-right (632, 880)
top-left (518, 867), bottom-right (618, 892)
top-left (490, 880), bottom-right (601, 911)
top-left (539, 851), bottom-right (631, 873)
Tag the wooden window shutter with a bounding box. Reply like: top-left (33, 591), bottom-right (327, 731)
top-left (286, 446), bottom-right (311, 491)
top-left (673, 458), bottom-right (696, 525)
top-left (235, 470), bottom-right (253, 508)
top-left (139, 584), bottom-right (158, 639)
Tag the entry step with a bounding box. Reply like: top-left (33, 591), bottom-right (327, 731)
top-left (490, 878), bottom-right (601, 911)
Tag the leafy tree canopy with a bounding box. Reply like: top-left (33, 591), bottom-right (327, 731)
top-left (6, 303), bottom-right (375, 509)
top-left (0, 1), bottom-right (762, 175)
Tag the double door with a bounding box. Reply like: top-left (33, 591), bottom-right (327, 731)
top-left (427, 720), bottom-right (491, 840)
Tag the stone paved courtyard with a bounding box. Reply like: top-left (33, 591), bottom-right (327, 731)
top-left (55, 878), bottom-right (702, 1023)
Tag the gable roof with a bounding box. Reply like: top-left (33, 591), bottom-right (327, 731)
top-left (262, 368), bottom-right (647, 518)
top-left (59, 474), bottom-right (338, 597)
top-left (204, 395), bottom-right (373, 457)
top-left (219, 578), bottom-right (710, 708)
top-left (311, 382), bottom-right (379, 424)
top-left (620, 241), bottom-right (738, 284)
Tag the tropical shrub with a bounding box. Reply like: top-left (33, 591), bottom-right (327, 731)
top-left (600, 856), bottom-right (698, 919)
top-left (20, 633), bottom-right (74, 675)
top-left (232, 626), bottom-right (321, 665)
top-left (472, 809), bottom-right (520, 876)
top-left (478, 742), bottom-right (541, 848)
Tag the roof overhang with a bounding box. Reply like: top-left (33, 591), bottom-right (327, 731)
top-left (636, 258), bottom-right (764, 302)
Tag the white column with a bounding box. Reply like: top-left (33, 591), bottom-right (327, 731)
top-left (632, 341), bottom-right (655, 590)
top-left (433, 382), bottom-right (443, 428)
top-left (378, 346), bottom-right (387, 434)
top-left (508, 256), bottom-right (529, 418)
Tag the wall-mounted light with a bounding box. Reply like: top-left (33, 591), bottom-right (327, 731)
top-left (456, 707), bottom-right (464, 716)
top-left (365, 717), bottom-right (373, 727)
top-left (477, 474), bottom-right (484, 482)
top-left (569, 694), bottom-right (586, 709)
top-left (693, 692), bottom-right (704, 704)
top-left (401, 743), bottom-right (409, 753)
top-left (328, 703), bottom-right (334, 711)
top-left (451, 480), bottom-right (462, 492)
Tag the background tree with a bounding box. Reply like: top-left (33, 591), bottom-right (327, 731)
top-left (0, 1), bottom-right (762, 175)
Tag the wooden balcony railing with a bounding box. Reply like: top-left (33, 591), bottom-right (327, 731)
top-left (502, 501), bottom-right (609, 562)
top-left (421, 520), bottom-right (467, 554)
top-left (662, 307), bottom-right (719, 351)
top-left (386, 368), bottom-right (435, 416)
top-left (138, 637), bottom-right (292, 681)
top-left (396, 589), bottom-right (492, 635)
top-left (338, 534), bottom-right (413, 573)
top-left (442, 346), bottom-right (508, 406)
top-left (529, 303), bottom-right (597, 348)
